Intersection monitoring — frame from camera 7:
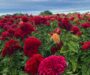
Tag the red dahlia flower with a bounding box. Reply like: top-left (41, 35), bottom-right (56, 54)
top-left (3, 24), bottom-right (10, 30)
top-left (38, 55), bottom-right (67, 75)
top-left (21, 16), bottom-right (29, 22)
top-left (71, 26), bottom-right (80, 34)
top-left (81, 41), bottom-right (90, 51)
top-left (24, 37), bottom-right (41, 57)
top-left (19, 22), bottom-right (35, 34)
top-left (81, 22), bottom-right (90, 28)
top-left (14, 28), bottom-right (25, 39)
top-left (31, 16), bottom-right (48, 25)
top-left (69, 17), bottom-right (74, 21)
top-left (71, 26), bottom-right (82, 36)
top-left (7, 27), bottom-right (15, 37)
top-left (14, 22), bottom-right (35, 38)
top-left (1, 39), bottom-right (21, 57)
top-left (58, 18), bottom-right (72, 31)
top-left (25, 54), bottom-right (44, 75)
top-left (1, 31), bottom-right (9, 40)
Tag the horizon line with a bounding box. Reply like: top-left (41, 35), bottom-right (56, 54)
top-left (0, 10), bottom-right (90, 15)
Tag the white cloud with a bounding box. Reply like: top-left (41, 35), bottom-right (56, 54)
top-left (0, 0), bottom-right (90, 13)
top-left (57, 0), bottom-right (90, 3)
top-left (18, 0), bottom-right (49, 2)
top-left (30, 0), bottom-right (48, 1)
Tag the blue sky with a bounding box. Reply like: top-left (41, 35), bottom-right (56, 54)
top-left (0, 0), bottom-right (90, 14)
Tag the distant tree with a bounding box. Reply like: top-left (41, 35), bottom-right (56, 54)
top-left (40, 10), bottom-right (53, 15)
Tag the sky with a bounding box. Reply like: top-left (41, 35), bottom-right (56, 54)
top-left (0, 0), bottom-right (90, 15)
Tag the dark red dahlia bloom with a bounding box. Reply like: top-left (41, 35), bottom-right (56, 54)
top-left (7, 21), bottom-right (13, 25)
top-left (69, 17), bottom-right (74, 21)
top-left (31, 16), bottom-right (42, 25)
top-left (25, 54), bottom-right (44, 75)
top-left (3, 24), bottom-right (10, 31)
top-left (31, 16), bottom-right (48, 25)
top-left (24, 37), bottom-right (41, 57)
top-left (51, 41), bottom-right (63, 54)
top-left (1, 31), bottom-right (9, 40)
top-left (1, 27), bottom-right (15, 39)
top-left (14, 28), bottom-right (24, 38)
top-left (0, 21), bottom-right (4, 28)
top-left (71, 26), bottom-right (80, 34)
top-left (77, 13), bottom-right (82, 19)
top-left (19, 22), bottom-right (35, 34)
top-left (1, 39), bottom-right (21, 57)
top-left (14, 22), bottom-right (35, 38)
top-left (7, 27), bottom-right (15, 37)
top-left (21, 16), bottom-right (29, 22)
top-left (58, 18), bottom-right (72, 31)
top-left (38, 55), bottom-right (67, 75)
top-left (81, 41), bottom-right (90, 51)
top-left (76, 31), bottom-right (82, 36)
top-left (81, 22), bottom-right (90, 28)
top-left (40, 17), bottom-right (48, 25)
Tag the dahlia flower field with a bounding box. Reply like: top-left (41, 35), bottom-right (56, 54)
top-left (0, 13), bottom-right (90, 75)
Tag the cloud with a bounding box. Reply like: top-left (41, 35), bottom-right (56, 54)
top-left (20, 0), bottom-right (49, 2)
top-left (0, 0), bottom-right (90, 14)
top-left (28, 0), bottom-right (47, 1)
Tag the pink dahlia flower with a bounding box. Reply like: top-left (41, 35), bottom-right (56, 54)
top-left (38, 55), bottom-right (67, 75)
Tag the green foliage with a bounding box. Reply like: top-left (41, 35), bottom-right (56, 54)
top-left (0, 51), bottom-right (28, 75)
top-left (32, 21), bottom-right (58, 57)
top-left (40, 10), bottom-right (53, 15)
